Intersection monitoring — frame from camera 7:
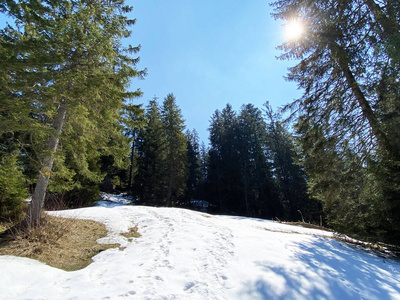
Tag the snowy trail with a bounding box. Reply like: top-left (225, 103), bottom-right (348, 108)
top-left (1, 205), bottom-right (400, 299)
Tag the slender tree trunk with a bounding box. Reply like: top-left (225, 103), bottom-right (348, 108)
top-left (128, 131), bottom-right (135, 189)
top-left (328, 41), bottom-right (390, 150)
top-left (23, 102), bottom-right (68, 229)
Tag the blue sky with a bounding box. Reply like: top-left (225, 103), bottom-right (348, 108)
top-left (0, 1), bottom-right (302, 144)
top-left (130, 0), bottom-right (302, 143)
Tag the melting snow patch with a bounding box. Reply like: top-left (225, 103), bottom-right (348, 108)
top-left (96, 192), bottom-right (133, 207)
top-left (1, 198), bottom-right (400, 299)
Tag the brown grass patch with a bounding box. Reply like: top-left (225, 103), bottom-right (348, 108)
top-left (0, 215), bottom-right (119, 271)
top-left (120, 225), bottom-right (141, 240)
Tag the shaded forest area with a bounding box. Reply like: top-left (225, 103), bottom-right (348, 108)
top-left (1, 0), bottom-right (400, 246)
top-left (122, 97), bottom-right (321, 225)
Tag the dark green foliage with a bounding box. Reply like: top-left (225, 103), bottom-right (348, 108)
top-left (264, 103), bottom-right (321, 222)
top-left (0, 0), bottom-right (144, 226)
top-left (161, 94), bottom-right (188, 206)
top-left (184, 129), bottom-right (202, 206)
top-left (121, 104), bottom-right (146, 190)
top-left (133, 95), bottom-right (188, 206)
top-left (236, 104), bottom-right (278, 218)
top-left (272, 0), bottom-right (400, 244)
top-left (133, 99), bottom-right (168, 205)
top-left (0, 153), bottom-right (28, 221)
top-left (207, 104), bottom-right (241, 213)
top-left (205, 103), bottom-right (315, 220)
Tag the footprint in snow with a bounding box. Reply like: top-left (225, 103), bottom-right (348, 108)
top-left (184, 282), bottom-right (196, 291)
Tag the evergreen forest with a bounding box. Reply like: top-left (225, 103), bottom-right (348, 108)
top-left (1, 0), bottom-right (400, 246)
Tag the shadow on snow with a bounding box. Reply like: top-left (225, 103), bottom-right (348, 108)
top-left (239, 237), bottom-right (400, 300)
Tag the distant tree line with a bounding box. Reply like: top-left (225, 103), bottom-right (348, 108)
top-left (118, 97), bottom-right (322, 224)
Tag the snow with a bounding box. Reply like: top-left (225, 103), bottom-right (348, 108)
top-left (96, 192), bottom-right (133, 207)
top-left (1, 197), bottom-right (400, 299)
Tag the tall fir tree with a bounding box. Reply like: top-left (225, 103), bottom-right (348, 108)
top-left (264, 103), bottom-right (321, 222)
top-left (120, 103), bottom-right (146, 190)
top-left (272, 0), bottom-right (400, 242)
top-left (134, 99), bottom-right (168, 205)
top-left (207, 104), bottom-right (241, 213)
top-left (237, 104), bottom-right (277, 217)
top-left (161, 94), bottom-right (188, 206)
top-left (1, 0), bottom-right (143, 228)
top-left (184, 129), bottom-right (202, 206)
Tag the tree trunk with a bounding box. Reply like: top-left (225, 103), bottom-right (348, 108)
top-left (128, 129), bottom-right (136, 189)
top-left (128, 139), bottom-right (134, 189)
top-left (328, 40), bottom-right (390, 151)
top-left (23, 102), bottom-right (68, 229)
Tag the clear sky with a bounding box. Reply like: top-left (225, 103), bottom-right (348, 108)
top-left (130, 0), bottom-right (302, 143)
top-left (0, 1), bottom-right (302, 144)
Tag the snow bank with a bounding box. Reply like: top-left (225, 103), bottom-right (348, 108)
top-left (1, 202), bottom-right (399, 299)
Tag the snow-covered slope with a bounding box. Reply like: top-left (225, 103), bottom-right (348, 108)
top-left (1, 202), bottom-right (400, 299)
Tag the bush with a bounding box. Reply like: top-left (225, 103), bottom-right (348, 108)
top-left (44, 184), bottom-right (100, 210)
top-left (0, 153), bottom-right (28, 222)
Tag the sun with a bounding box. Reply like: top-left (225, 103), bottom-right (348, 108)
top-left (284, 19), bottom-right (304, 41)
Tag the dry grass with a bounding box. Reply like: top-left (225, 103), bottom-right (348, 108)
top-left (0, 215), bottom-right (121, 271)
top-left (120, 225), bottom-right (141, 240)
top-left (284, 221), bottom-right (334, 232)
top-left (283, 222), bottom-right (400, 258)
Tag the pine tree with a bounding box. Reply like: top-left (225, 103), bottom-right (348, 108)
top-left (185, 129), bottom-right (202, 206)
top-left (208, 104), bottom-right (241, 213)
top-left (237, 104), bottom-right (277, 217)
top-left (120, 103), bottom-right (146, 190)
top-left (0, 153), bottom-right (28, 222)
top-left (134, 99), bottom-right (168, 205)
top-left (264, 103), bottom-right (321, 222)
top-left (272, 0), bottom-right (400, 242)
top-left (1, 0), bottom-right (143, 228)
top-left (161, 94), bottom-right (188, 206)
top-left (197, 142), bottom-right (209, 202)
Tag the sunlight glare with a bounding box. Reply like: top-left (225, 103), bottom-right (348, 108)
top-left (284, 19), bottom-right (304, 41)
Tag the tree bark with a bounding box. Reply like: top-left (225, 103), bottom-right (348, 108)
top-left (23, 101), bottom-right (67, 229)
top-left (328, 40), bottom-right (390, 150)
top-left (128, 130), bottom-right (136, 189)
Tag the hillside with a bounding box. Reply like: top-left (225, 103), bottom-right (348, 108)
top-left (1, 197), bottom-right (400, 299)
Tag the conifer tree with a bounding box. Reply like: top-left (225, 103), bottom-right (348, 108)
top-left (134, 99), bottom-right (168, 205)
top-left (264, 103), bottom-right (320, 222)
top-left (120, 103), bottom-right (146, 189)
top-left (207, 104), bottom-right (240, 212)
top-left (1, 0), bottom-right (143, 228)
top-left (272, 0), bottom-right (400, 242)
top-left (0, 153), bottom-right (28, 222)
top-left (185, 129), bottom-right (202, 206)
top-left (161, 94), bottom-right (188, 206)
top-left (237, 104), bottom-right (276, 217)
